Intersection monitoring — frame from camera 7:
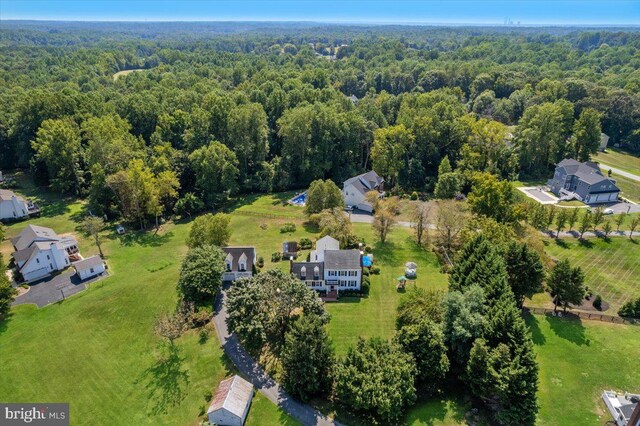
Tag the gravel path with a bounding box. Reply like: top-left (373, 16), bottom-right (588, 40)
top-left (213, 284), bottom-right (343, 426)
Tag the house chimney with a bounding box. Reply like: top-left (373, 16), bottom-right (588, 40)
top-left (289, 256), bottom-right (294, 273)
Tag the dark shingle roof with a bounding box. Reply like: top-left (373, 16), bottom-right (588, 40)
top-left (291, 262), bottom-right (323, 280)
top-left (222, 247), bottom-right (256, 271)
top-left (557, 158), bottom-right (619, 191)
top-left (344, 171), bottom-right (383, 195)
top-left (324, 250), bottom-right (361, 270)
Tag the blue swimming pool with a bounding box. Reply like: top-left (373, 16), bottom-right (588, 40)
top-left (362, 255), bottom-right (373, 267)
top-left (289, 192), bottom-right (307, 206)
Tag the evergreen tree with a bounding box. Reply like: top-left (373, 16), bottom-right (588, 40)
top-left (281, 315), bottom-right (334, 402)
top-left (548, 259), bottom-right (586, 312)
top-left (503, 242), bottom-right (545, 308)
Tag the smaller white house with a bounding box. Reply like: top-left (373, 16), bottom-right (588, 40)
top-left (342, 171), bottom-right (384, 212)
top-left (0, 189), bottom-right (30, 221)
top-left (208, 375), bottom-right (254, 426)
top-left (310, 235), bottom-right (339, 262)
top-left (74, 256), bottom-right (106, 280)
top-left (222, 247), bottom-right (256, 282)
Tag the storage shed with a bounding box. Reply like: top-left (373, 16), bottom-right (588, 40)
top-left (208, 375), bottom-right (254, 426)
top-left (73, 256), bottom-right (105, 280)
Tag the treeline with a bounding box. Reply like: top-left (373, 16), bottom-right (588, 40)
top-left (1, 25), bottom-right (639, 224)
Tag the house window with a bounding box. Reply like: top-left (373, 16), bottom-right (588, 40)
top-left (348, 271), bottom-right (357, 276)
top-left (47, 255), bottom-right (50, 260)
top-left (36, 258), bottom-right (40, 264)
top-left (65, 259), bottom-right (68, 265)
top-left (49, 263), bottom-right (53, 270)
top-left (329, 271), bottom-right (336, 276)
top-left (300, 266), bottom-right (307, 280)
top-left (90, 268), bottom-right (94, 274)
top-left (339, 271), bottom-right (346, 276)
top-left (339, 281), bottom-right (346, 287)
top-left (239, 262), bottom-right (246, 272)
top-left (225, 262), bottom-right (232, 272)
top-left (313, 266), bottom-right (320, 280)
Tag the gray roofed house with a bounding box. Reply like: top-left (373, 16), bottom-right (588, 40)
top-left (324, 250), bottom-right (361, 270)
top-left (11, 224), bottom-right (60, 251)
top-left (342, 170), bottom-right (384, 212)
top-left (548, 158), bottom-right (620, 205)
top-left (208, 375), bottom-right (254, 426)
top-left (290, 239), bottom-right (363, 298)
top-left (222, 247), bottom-right (256, 282)
top-left (291, 261), bottom-right (323, 281)
top-left (602, 390), bottom-right (640, 426)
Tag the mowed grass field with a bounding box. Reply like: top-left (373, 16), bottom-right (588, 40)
top-left (596, 148), bottom-right (640, 176)
top-left (542, 237), bottom-right (640, 313)
top-left (527, 314), bottom-right (640, 426)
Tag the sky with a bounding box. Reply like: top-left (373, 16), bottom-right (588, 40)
top-left (1, 1), bottom-right (639, 26)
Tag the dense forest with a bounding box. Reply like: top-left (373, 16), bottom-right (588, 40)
top-left (1, 22), bottom-right (639, 224)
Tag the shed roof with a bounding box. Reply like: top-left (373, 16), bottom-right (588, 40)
top-left (74, 255), bottom-right (104, 271)
top-left (208, 375), bottom-right (253, 419)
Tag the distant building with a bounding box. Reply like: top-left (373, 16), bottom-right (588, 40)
top-left (0, 189), bottom-right (39, 221)
top-left (342, 171), bottom-right (384, 213)
top-left (547, 159), bottom-right (620, 204)
top-left (291, 235), bottom-right (362, 297)
top-left (11, 225), bottom-right (79, 282)
top-left (74, 255), bottom-right (106, 281)
top-left (222, 247), bottom-right (256, 282)
top-left (208, 375), bottom-right (254, 426)
top-left (0, 189), bottom-right (30, 221)
top-left (600, 133), bottom-right (610, 152)
top-left (348, 94), bottom-right (359, 105)
top-left (602, 390), bottom-right (640, 426)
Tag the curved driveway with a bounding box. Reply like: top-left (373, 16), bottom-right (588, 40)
top-left (213, 285), bottom-right (343, 426)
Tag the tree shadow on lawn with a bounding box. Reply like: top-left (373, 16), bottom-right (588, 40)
top-left (107, 230), bottom-right (174, 247)
top-left (578, 239), bottom-right (595, 249)
top-left (137, 342), bottom-right (190, 414)
top-left (524, 313), bottom-right (546, 346)
top-left (545, 314), bottom-right (589, 346)
top-left (371, 241), bottom-right (400, 265)
top-left (553, 238), bottom-right (569, 249)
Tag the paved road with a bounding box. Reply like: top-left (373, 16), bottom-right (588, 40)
top-left (12, 270), bottom-right (107, 308)
top-left (213, 285), bottom-right (343, 426)
top-left (545, 229), bottom-right (640, 239)
top-left (349, 211), bottom-right (413, 227)
top-left (598, 162), bottom-right (640, 182)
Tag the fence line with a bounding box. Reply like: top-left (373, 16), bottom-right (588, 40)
top-left (524, 306), bottom-right (637, 326)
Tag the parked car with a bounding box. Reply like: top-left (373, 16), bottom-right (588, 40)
top-left (603, 208), bottom-right (614, 215)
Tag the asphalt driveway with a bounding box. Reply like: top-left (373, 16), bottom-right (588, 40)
top-left (12, 269), bottom-right (108, 308)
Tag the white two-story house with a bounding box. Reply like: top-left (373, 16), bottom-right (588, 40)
top-left (342, 171), bottom-right (384, 212)
top-left (11, 225), bottom-right (79, 282)
top-left (222, 247), bottom-right (256, 282)
top-left (291, 236), bottom-right (362, 296)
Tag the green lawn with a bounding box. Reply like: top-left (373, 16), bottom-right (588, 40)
top-left (246, 393), bottom-right (300, 426)
top-left (596, 148), bottom-right (640, 176)
top-left (541, 237), bottom-right (640, 313)
top-left (527, 314), bottom-right (640, 426)
top-left (2, 182), bottom-right (639, 426)
top-left (326, 223), bottom-right (448, 355)
top-left (609, 173), bottom-right (640, 202)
